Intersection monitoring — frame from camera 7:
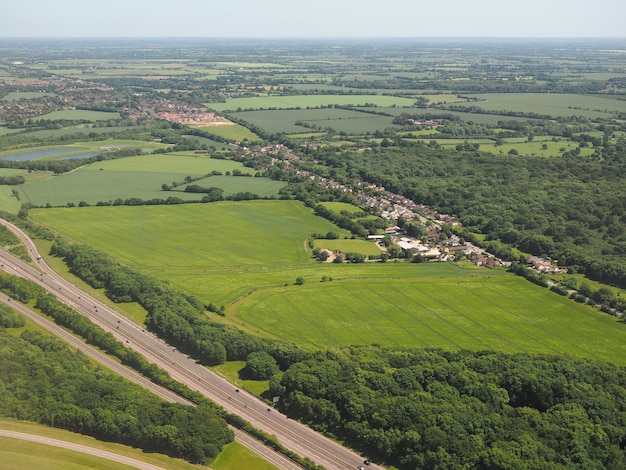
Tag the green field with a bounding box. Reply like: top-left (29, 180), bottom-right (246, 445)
top-left (212, 441), bottom-right (278, 470)
top-left (189, 123), bottom-right (260, 142)
top-left (319, 201), bottom-right (364, 215)
top-left (207, 94), bottom-right (417, 112)
top-left (30, 202), bottom-right (626, 363)
top-left (15, 153), bottom-right (285, 207)
top-left (451, 93), bottom-right (626, 119)
top-left (426, 137), bottom-right (597, 157)
top-left (231, 108), bottom-right (400, 134)
top-left (0, 126), bottom-right (22, 136)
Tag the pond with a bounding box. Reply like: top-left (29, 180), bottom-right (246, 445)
top-left (2, 147), bottom-right (155, 161)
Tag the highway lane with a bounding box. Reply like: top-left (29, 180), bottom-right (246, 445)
top-left (0, 218), bottom-right (380, 470)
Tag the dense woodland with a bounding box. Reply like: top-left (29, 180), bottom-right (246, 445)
top-left (0, 315), bottom-right (233, 464)
top-left (271, 346), bottom-right (626, 469)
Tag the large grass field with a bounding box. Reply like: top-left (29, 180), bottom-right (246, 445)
top-left (231, 108), bottom-right (401, 134)
top-left (186, 122), bottom-right (261, 142)
top-left (15, 153), bottom-right (285, 207)
top-left (451, 93), bottom-right (626, 119)
top-left (29, 202), bottom-right (626, 364)
top-left (207, 94), bottom-right (417, 112)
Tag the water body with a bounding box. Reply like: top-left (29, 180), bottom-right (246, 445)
top-left (2, 147), bottom-right (155, 161)
top-left (1, 149), bottom-right (74, 161)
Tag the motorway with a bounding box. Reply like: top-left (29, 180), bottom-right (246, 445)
top-left (0, 218), bottom-right (380, 470)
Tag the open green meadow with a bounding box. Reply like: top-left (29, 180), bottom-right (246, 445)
top-left (319, 201), bottom-right (364, 215)
top-left (15, 153), bottom-right (285, 207)
top-left (207, 94), bottom-right (417, 112)
top-left (0, 187), bottom-right (22, 212)
top-left (0, 126), bottom-right (22, 136)
top-left (29, 202), bottom-right (626, 364)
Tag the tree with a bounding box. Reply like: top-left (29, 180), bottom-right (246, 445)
top-left (244, 351), bottom-right (280, 380)
top-left (295, 276), bottom-right (305, 285)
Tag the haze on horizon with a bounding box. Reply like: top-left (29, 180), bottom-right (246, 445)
top-left (3, 0), bottom-right (625, 39)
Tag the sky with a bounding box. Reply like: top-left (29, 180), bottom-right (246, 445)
top-left (3, 0), bottom-right (625, 38)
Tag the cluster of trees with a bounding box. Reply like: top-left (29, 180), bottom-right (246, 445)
top-left (0, 325), bottom-right (232, 464)
top-left (0, 175), bottom-right (25, 185)
top-left (0, 303), bottom-right (25, 328)
top-left (270, 346), bottom-right (626, 469)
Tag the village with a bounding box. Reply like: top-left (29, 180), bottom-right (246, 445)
top-left (237, 140), bottom-right (562, 274)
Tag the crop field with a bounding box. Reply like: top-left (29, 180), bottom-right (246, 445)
top-left (16, 153), bottom-right (284, 206)
top-left (236, 265), bottom-right (626, 361)
top-left (30, 201), bottom-right (345, 271)
top-left (177, 175), bottom-right (285, 198)
top-left (207, 94), bottom-right (417, 112)
top-left (0, 187), bottom-right (21, 212)
top-left (30, 203), bottom-right (626, 364)
top-left (231, 108), bottom-right (400, 134)
top-left (453, 93), bottom-right (626, 119)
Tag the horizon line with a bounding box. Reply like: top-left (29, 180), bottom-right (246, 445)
top-left (1, 36), bottom-right (626, 40)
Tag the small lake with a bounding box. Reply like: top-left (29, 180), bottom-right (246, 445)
top-left (2, 147), bottom-right (155, 161)
top-left (1, 149), bottom-right (75, 161)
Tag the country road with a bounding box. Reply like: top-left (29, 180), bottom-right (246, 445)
top-left (0, 218), bottom-right (380, 470)
top-left (0, 429), bottom-right (168, 470)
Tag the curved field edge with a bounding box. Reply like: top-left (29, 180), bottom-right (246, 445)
top-left (0, 419), bottom-right (203, 470)
top-left (29, 202), bottom-right (626, 364)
